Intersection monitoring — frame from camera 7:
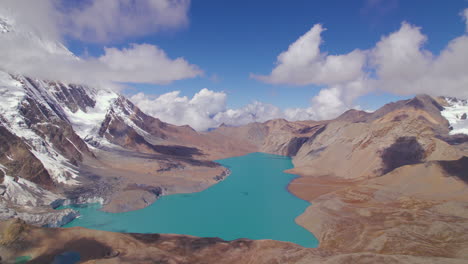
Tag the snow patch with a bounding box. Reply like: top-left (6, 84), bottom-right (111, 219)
top-left (441, 97), bottom-right (468, 135)
top-left (111, 98), bottom-right (152, 139)
top-left (0, 71), bottom-right (80, 184)
top-left (64, 89), bottom-right (118, 139)
top-left (1, 174), bottom-right (61, 207)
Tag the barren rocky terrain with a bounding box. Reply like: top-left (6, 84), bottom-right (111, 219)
top-left (1, 76), bottom-right (468, 264)
top-left (1, 218), bottom-right (466, 264)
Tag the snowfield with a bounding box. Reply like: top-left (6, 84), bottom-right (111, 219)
top-left (441, 97), bottom-right (468, 135)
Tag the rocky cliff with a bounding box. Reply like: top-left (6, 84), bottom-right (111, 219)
top-left (0, 70), bottom-right (244, 222)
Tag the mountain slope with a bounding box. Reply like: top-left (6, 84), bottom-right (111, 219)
top-left (0, 69), bottom-right (254, 219)
top-left (0, 72), bottom-right (467, 262)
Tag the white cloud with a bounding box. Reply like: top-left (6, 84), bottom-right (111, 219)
top-left (251, 24), bottom-right (366, 86)
top-left (130, 89), bottom-right (226, 131)
top-left (0, 28), bottom-right (202, 86)
top-left (63, 0), bottom-right (190, 43)
top-left (370, 22), bottom-right (468, 98)
top-left (214, 101), bottom-right (285, 127)
top-left (130, 88), bottom-right (362, 131)
top-left (98, 44), bottom-right (202, 84)
top-left (252, 24), bottom-right (370, 121)
top-left (0, 0), bottom-right (190, 44)
top-left (0, 2), bottom-right (201, 86)
top-left (283, 79), bottom-right (369, 121)
top-left (131, 89), bottom-right (292, 131)
top-left (254, 12), bottom-right (468, 119)
top-left (0, 0), bottom-right (62, 41)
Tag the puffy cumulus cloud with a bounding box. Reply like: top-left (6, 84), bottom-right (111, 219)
top-left (98, 44), bottom-right (202, 84)
top-left (131, 89), bottom-right (288, 131)
top-left (130, 89), bottom-right (227, 131)
top-left (371, 22), bottom-right (468, 98)
top-left (254, 11), bottom-right (468, 120)
top-left (281, 88), bottom-right (350, 122)
top-left (283, 79), bottom-right (370, 121)
top-left (213, 102), bottom-right (285, 126)
top-left (63, 0), bottom-right (190, 43)
top-left (0, 2), bottom-right (201, 86)
top-left (251, 24), bottom-right (367, 86)
top-left (131, 89), bottom-right (277, 130)
top-left (0, 28), bottom-right (202, 86)
top-left (252, 24), bottom-right (369, 122)
top-left (130, 88), bottom-right (362, 131)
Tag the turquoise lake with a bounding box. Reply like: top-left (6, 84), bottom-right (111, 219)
top-left (58, 152), bottom-right (318, 247)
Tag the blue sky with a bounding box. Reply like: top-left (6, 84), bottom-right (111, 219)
top-left (64, 0), bottom-right (468, 110)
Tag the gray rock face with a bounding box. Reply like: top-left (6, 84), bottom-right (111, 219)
top-left (0, 203), bottom-right (78, 227)
top-left (0, 72), bottom-right (106, 226)
top-left (286, 137), bottom-right (310, 156)
top-left (38, 209), bottom-right (79, 227)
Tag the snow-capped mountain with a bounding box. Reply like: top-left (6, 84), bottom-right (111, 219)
top-left (0, 61), bottom-right (234, 225)
top-left (1, 12), bottom-right (466, 229)
top-left (0, 72), bottom-right (88, 185)
top-left (0, 68), bottom-right (173, 186)
top-left (0, 68), bottom-right (107, 224)
top-left (441, 97), bottom-right (468, 135)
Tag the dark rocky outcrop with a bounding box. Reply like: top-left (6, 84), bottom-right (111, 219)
top-left (0, 124), bottom-right (54, 189)
top-left (2, 76), bottom-right (95, 189)
top-left (436, 134), bottom-right (468, 145)
top-left (47, 82), bottom-right (96, 113)
top-left (286, 137), bottom-right (310, 156)
top-left (124, 184), bottom-right (164, 197)
top-left (439, 156), bottom-right (468, 183)
top-left (380, 137), bottom-right (425, 175)
top-left (305, 125), bottom-right (326, 144)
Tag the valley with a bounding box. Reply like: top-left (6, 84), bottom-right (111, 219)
top-left (1, 1), bottom-right (468, 263)
top-left (1, 72), bottom-right (467, 263)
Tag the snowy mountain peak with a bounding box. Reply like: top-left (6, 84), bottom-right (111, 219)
top-left (441, 97), bottom-right (468, 135)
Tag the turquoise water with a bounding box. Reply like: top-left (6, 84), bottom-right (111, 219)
top-left (52, 252), bottom-right (81, 264)
top-left (58, 153), bottom-right (318, 247)
top-left (14, 256), bottom-right (32, 264)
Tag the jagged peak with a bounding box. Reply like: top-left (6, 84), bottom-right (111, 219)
top-left (441, 96), bottom-right (468, 135)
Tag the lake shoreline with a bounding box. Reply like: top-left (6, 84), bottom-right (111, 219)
top-left (56, 153), bottom-right (319, 248)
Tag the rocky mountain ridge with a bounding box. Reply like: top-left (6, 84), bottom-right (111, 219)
top-left (0, 74), bottom-right (467, 262)
top-left (0, 23), bottom-right (467, 257)
top-left (0, 70), bottom-right (240, 224)
top-left (1, 12), bottom-right (468, 263)
top-left (1, 72), bottom-right (467, 225)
